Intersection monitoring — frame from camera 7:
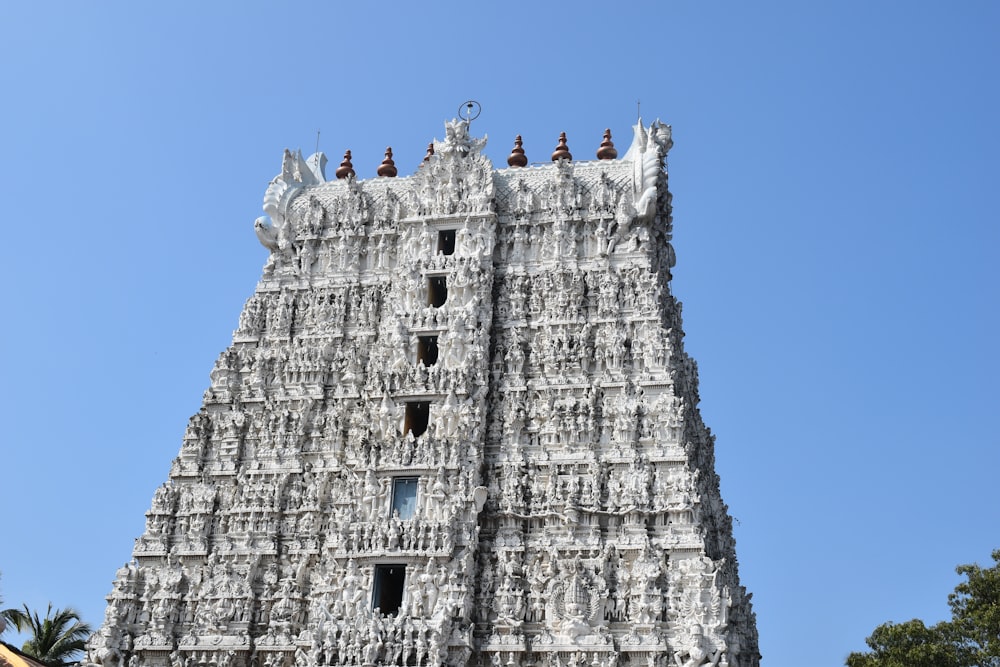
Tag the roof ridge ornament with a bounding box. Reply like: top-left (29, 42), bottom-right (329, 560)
top-left (507, 135), bottom-right (528, 168)
top-left (435, 115), bottom-right (487, 157)
top-left (551, 132), bottom-right (572, 162)
top-left (623, 117), bottom-right (673, 162)
top-left (458, 100), bottom-right (481, 124)
top-left (377, 147), bottom-right (398, 178)
top-left (623, 118), bottom-right (674, 222)
top-left (335, 150), bottom-right (355, 180)
top-left (596, 129), bottom-right (618, 160)
top-left (420, 142), bottom-right (435, 168)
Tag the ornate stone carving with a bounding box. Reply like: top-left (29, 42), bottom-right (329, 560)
top-left (90, 118), bottom-right (757, 667)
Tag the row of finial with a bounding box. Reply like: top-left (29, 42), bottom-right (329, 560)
top-left (335, 147), bottom-right (401, 180)
top-left (509, 129), bottom-right (617, 167)
top-left (332, 129), bottom-right (618, 180)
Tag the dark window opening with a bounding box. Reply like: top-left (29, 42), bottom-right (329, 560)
top-left (427, 276), bottom-right (448, 308)
top-left (438, 229), bottom-right (456, 256)
top-left (404, 401), bottom-right (430, 438)
top-left (417, 336), bottom-right (439, 367)
top-left (391, 477), bottom-right (418, 519)
top-left (373, 565), bottom-right (406, 616)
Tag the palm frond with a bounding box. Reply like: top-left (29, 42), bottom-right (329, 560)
top-left (8, 603), bottom-right (92, 667)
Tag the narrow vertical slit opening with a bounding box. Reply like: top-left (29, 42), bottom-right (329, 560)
top-left (404, 401), bottom-right (430, 438)
top-left (438, 229), bottom-right (456, 255)
top-left (417, 335), bottom-right (439, 366)
top-left (373, 565), bottom-right (406, 616)
top-left (427, 276), bottom-right (448, 308)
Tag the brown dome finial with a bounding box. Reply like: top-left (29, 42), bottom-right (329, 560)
top-left (421, 142), bottom-right (435, 168)
top-left (551, 132), bottom-right (572, 162)
top-left (508, 135), bottom-right (528, 168)
top-left (335, 150), bottom-right (355, 179)
top-left (596, 129), bottom-right (618, 160)
top-left (377, 147), bottom-right (397, 177)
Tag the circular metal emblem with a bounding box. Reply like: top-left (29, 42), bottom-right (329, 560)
top-left (458, 100), bottom-right (482, 122)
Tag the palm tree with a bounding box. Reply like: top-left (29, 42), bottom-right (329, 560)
top-left (2, 604), bottom-right (92, 667)
top-left (0, 583), bottom-right (20, 636)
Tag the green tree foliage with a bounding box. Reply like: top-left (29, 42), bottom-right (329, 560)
top-left (845, 619), bottom-right (967, 667)
top-left (2, 604), bottom-right (92, 667)
top-left (0, 577), bottom-right (19, 636)
top-left (0, 606), bottom-right (16, 636)
top-left (847, 550), bottom-right (1000, 667)
top-left (951, 552), bottom-right (1000, 666)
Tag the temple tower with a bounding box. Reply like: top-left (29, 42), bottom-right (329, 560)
top-left (87, 117), bottom-right (759, 667)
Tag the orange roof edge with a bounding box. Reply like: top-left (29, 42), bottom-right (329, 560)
top-left (0, 642), bottom-right (51, 667)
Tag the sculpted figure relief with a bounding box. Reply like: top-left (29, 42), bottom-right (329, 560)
top-left (95, 119), bottom-right (755, 667)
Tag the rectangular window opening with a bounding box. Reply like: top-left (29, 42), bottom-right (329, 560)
top-left (427, 276), bottom-right (448, 308)
top-left (373, 565), bottom-right (406, 616)
top-left (404, 401), bottom-right (430, 438)
top-left (417, 335), bottom-right (439, 367)
top-left (438, 229), bottom-right (456, 256)
top-left (391, 477), bottom-right (419, 519)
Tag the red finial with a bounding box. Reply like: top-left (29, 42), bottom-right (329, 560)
top-left (377, 147), bottom-right (397, 177)
top-left (335, 150), bottom-right (355, 179)
top-left (421, 142), bottom-right (435, 167)
top-left (508, 135), bottom-right (528, 168)
top-left (551, 132), bottom-right (572, 162)
top-left (596, 129), bottom-right (617, 160)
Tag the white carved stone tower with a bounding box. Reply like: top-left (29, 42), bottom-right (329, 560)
top-left (87, 117), bottom-right (759, 667)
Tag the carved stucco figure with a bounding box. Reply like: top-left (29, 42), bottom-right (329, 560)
top-left (90, 117), bottom-right (757, 667)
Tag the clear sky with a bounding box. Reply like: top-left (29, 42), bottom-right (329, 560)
top-left (0, 2), bottom-right (997, 666)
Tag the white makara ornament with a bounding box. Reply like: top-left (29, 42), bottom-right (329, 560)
top-left (90, 117), bottom-right (758, 667)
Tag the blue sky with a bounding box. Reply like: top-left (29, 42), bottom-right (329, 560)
top-left (1, 2), bottom-right (997, 665)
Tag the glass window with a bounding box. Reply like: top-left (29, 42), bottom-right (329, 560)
top-left (391, 477), bottom-right (418, 519)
